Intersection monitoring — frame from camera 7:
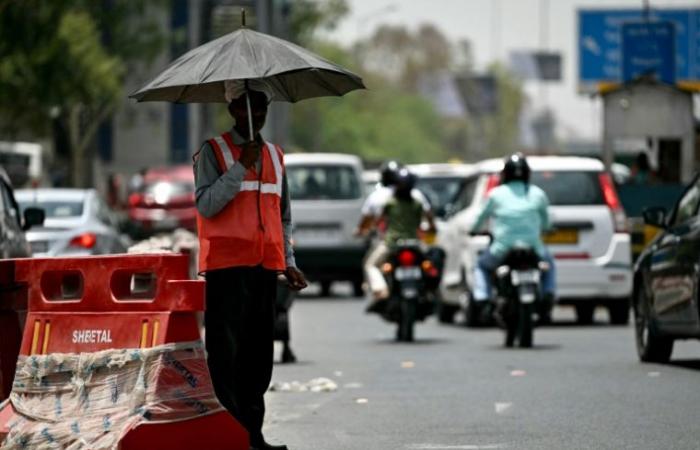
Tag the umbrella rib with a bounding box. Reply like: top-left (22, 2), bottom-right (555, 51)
top-left (242, 31), bottom-right (261, 78)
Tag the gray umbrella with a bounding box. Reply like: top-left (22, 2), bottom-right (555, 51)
top-left (129, 18), bottom-right (365, 102)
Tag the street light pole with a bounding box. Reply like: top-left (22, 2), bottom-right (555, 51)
top-left (539, 0), bottom-right (549, 109)
top-left (491, 0), bottom-right (501, 62)
top-left (643, 0), bottom-right (651, 21)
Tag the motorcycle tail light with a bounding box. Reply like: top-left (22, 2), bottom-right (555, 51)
top-left (421, 260), bottom-right (438, 277)
top-left (397, 250), bottom-right (417, 266)
top-left (69, 233), bottom-right (97, 249)
top-left (128, 193), bottom-right (143, 207)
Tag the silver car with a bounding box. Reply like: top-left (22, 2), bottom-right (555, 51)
top-left (15, 189), bottom-right (129, 257)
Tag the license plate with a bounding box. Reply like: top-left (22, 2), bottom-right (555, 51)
top-left (543, 229), bottom-right (578, 245)
top-left (30, 241), bottom-right (48, 254)
top-left (395, 266), bottom-right (422, 281)
top-left (154, 217), bottom-right (179, 229)
top-left (519, 289), bottom-right (537, 304)
top-left (401, 287), bottom-right (419, 298)
top-left (511, 270), bottom-right (540, 286)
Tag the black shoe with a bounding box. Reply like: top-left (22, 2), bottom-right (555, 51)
top-left (250, 441), bottom-right (288, 450)
top-left (491, 298), bottom-right (507, 328)
top-left (281, 345), bottom-right (297, 364)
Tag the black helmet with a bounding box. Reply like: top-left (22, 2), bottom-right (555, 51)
top-left (501, 153), bottom-right (531, 184)
top-left (379, 160), bottom-right (402, 187)
top-left (394, 167), bottom-right (416, 193)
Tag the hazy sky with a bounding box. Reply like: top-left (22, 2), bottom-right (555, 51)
top-left (326, 0), bottom-right (696, 142)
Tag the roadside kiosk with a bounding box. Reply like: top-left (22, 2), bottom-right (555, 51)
top-left (601, 79), bottom-right (695, 258)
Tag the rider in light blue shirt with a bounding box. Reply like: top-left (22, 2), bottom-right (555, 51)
top-left (471, 154), bottom-right (556, 322)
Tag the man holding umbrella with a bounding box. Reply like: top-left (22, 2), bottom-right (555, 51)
top-left (194, 80), bottom-right (306, 450)
top-left (130, 15), bottom-right (364, 448)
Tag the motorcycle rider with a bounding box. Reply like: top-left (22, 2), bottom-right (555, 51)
top-left (356, 160), bottom-right (430, 299)
top-left (470, 153), bottom-right (556, 323)
top-left (365, 168), bottom-right (436, 302)
top-left (355, 160), bottom-right (429, 237)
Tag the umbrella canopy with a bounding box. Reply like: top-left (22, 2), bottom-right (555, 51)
top-left (129, 27), bottom-right (365, 104)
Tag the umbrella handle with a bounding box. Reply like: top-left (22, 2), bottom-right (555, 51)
top-left (245, 81), bottom-right (254, 141)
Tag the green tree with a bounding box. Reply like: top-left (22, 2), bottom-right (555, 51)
top-left (354, 23), bottom-right (453, 91)
top-left (483, 64), bottom-right (524, 157)
top-left (0, 0), bottom-right (167, 187)
top-left (290, 41), bottom-right (449, 163)
top-left (289, 0), bottom-right (349, 46)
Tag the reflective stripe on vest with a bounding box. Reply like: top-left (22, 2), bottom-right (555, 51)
top-left (211, 138), bottom-right (283, 197)
top-left (196, 133), bottom-right (286, 272)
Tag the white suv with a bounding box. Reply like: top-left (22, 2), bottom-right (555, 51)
top-left (438, 156), bottom-right (633, 325)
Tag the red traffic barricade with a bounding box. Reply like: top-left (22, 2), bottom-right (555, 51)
top-left (0, 253), bottom-right (248, 450)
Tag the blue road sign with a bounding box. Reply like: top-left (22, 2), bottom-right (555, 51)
top-left (578, 8), bottom-right (700, 93)
top-left (622, 21), bottom-right (676, 85)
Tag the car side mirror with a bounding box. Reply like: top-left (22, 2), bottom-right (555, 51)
top-left (642, 206), bottom-right (667, 229)
top-left (23, 207), bottom-right (45, 231)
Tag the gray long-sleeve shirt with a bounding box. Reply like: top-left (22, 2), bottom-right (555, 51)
top-left (193, 128), bottom-right (296, 268)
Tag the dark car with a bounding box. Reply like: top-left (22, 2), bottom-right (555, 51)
top-left (633, 174), bottom-right (700, 363)
top-left (0, 167), bottom-right (43, 258)
top-left (127, 165), bottom-right (196, 238)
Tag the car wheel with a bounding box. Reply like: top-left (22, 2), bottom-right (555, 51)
top-left (608, 301), bottom-right (630, 325)
top-left (465, 297), bottom-right (483, 328)
top-left (575, 304), bottom-right (595, 325)
top-left (635, 288), bottom-right (673, 363)
top-left (320, 281), bottom-right (332, 298)
top-left (437, 303), bottom-right (457, 324)
top-left (352, 280), bottom-right (364, 298)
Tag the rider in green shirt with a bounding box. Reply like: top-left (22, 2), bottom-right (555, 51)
top-left (365, 168), bottom-right (436, 300)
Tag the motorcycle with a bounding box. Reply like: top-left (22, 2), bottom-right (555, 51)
top-left (493, 247), bottom-right (547, 348)
top-left (371, 240), bottom-right (441, 342)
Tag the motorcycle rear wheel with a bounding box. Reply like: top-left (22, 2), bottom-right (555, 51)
top-left (517, 303), bottom-right (534, 348)
top-left (397, 300), bottom-right (416, 342)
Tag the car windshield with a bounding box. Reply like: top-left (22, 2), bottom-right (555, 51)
top-left (287, 165), bottom-right (362, 200)
top-left (415, 176), bottom-right (465, 213)
top-left (531, 171), bottom-right (604, 206)
top-left (18, 200), bottom-right (84, 218)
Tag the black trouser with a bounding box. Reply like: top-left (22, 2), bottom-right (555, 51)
top-left (205, 265), bottom-right (277, 446)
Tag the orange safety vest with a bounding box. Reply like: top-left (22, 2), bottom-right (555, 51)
top-left (196, 132), bottom-right (286, 272)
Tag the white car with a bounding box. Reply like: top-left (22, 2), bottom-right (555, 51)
top-left (438, 156), bottom-right (633, 325)
top-left (285, 153), bottom-right (367, 297)
top-left (16, 189), bottom-right (129, 257)
top-left (408, 163), bottom-right (474, 221)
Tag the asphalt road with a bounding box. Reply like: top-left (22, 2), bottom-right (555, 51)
top-left (263, 286), bottom-right (700, 450)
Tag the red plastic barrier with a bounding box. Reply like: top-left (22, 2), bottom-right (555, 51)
top-left (0, 253), bottom-right (248, 450)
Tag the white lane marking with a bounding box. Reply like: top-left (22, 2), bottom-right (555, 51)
top-left (495, 402), bottom-right (513, 414)
top-left (510, 370), bottom-right (526, 377)
top-left (402, 361), bottom-right (416, 368)
top-left (648, 371), bottom-right (661, 377)
top-left (355, 398), bottom-right (369, 404)
top-left (407, 444), bottom-right (506, 449)
top-left (344, 382), bottom-right (363, 389)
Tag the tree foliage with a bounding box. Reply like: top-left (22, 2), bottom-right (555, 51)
top-left (290, 22), bottom-right (479, 164)
top-left (0, 0), bottom-right (167, 186)
top-left (482, 64), bottom-right (524, 157)
top-left (288, 0), bottom-right (350, 46)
